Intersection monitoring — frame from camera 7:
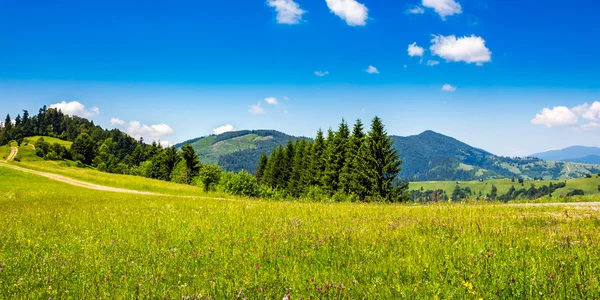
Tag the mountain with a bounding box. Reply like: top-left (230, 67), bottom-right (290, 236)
top-left (178, 130), bottom-right (600, 180)
top-left (564, 155), bottom-right (600, 165)
top-left (530, 146), bottom-right (600, 163)
top-left (175, 130), bottom-right (305, 173)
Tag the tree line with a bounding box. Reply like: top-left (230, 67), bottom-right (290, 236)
top-left (255, 117), bottom-right (408, 202)
top-left (1, 106), bottom-right (407, 201)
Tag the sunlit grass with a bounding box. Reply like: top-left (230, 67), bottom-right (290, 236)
top-left (1, 166), bottom-right (599, 298)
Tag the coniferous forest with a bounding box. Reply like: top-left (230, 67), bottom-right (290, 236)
top-left (0, 106), bottom-right (408, 202)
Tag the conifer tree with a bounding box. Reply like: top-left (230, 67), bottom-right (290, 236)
top-left (180, 144), bottom-right (202, 177)
top-left (255, 152), bottom-right (268, 183)
top-left (306, 129), bottom-right (326, 186)
top-left (288, 140), bottom-right (306, 196)
top-left (363, 117), bottom-right (408, 202)
top-left (283, 140), bottom-right (295, 184)
top-left (301, 141), bottom-right (313, 189)
top-left (340, 119), bottom-right (366, 195)
top-left (322, 120), bottom-right (350, 194)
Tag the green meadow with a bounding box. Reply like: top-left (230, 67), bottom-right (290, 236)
top-left (409, 176), bottom-right (600, 198)
top-left (1, 165), bottom-right (600, 298)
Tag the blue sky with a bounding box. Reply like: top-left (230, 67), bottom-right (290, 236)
top-left (1, 0), bottom-right (599, 156)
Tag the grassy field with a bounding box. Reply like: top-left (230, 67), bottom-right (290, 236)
top-left (24, 136), bottom-right (73, 149)
top-left (1, 166), bottom-right (600, 298)
top-left (409, 176), bottom-right (600, 198)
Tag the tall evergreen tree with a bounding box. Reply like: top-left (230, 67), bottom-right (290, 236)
top-left (255, 152), bottom-right (268, 183)
top-left (306, 129), bottom-right (325, 187)
top-left (363, 117), bottom-right (408, 202)
top-left (340, 119), bottom-right (366, 195)
top-left (263, 146), bottom-right (285, 189)
top-left (288, 140), bottom-right (306, 196)
top-left (180, 144), bottom-right (202, 177)
top-left (282, 140), bottom-right (295, 184)
top-left (322, 120), bottom-right (350, 194)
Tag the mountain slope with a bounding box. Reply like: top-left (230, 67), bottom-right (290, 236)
top-left (564, 155), bottom-right (600, 165)
top-left (530, 146), bottom-right (600, 162)
top-left (176, 130), bottom-right (304, 173)
top-left (178, 130), bottom-right (600, 180)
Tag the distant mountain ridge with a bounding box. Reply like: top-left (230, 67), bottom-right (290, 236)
top-left (530, 146), bottom-right (600, 163)
top-left (178, 130), bottom-right (600, 181)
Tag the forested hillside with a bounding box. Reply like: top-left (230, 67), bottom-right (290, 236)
top-left (175, 130), bottom-right (305, 173)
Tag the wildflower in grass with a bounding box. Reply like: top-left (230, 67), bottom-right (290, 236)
top-left (352, 279), bottom-right (358, 284)
top-left (311, 277), bottom-right (315, 282)
top-left (550, 274), bottom-right (555, 279)
top-left (255, 264), bottom-right (260, 269)
top-left (258, 287), bottom-right (263, 292)
top-left (105, 276), bottom-right (110, 281)
top-left (282, 294), bottom-right (291, 300)
top-left (209, 280), bottom-right (215, 286)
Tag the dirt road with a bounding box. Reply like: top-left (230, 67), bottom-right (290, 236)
top-left (5, 147), bottom-right (17, 162)
top-left (1, 161), bottom-right (599, 206)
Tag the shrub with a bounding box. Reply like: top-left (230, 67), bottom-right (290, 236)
top-left (257, 185), bottom-right (287, 199)
top-left (585, 174), bottom-right (593, 178)
top-left (303, 186), bottom-right (329, 202)
top-left (218, 170), bottom-right (259, 197)
top-left (13, 154), bottom-right (21, 162)
top-left (75, 161), bottom-right (85, 168)
top-left (566, 189), bottom-right (584, 197)
top-left (195, 164), bottom-right (221, 192)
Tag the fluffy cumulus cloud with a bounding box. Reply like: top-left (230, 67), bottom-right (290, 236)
top-left (213, 124), bottom-right (235, 135)
top-left (441, 84), bottom-right (456, 92)
top-left (267, 0), bottom-right (306, 24)
top-left (50, 101), bottom-right (99, 118)
top-left (422, 0), bottom-right (462, 19)
top-left (408, 42), bottom-right (424, 57)
top-left (531, 107), bottom-right (579, 128)
top-left (406, 6), bottom-right (425, 14)
top-left (111, 118), bottom-right (174, 141)
top-left (325, 0), bottom-right (369, 26)
top-left (265, 97), bottom-right (279, 105)
top-left (314, 71), bottom-right (329, 77)
top-left (365, 65), bottom-right (379, 74)
top-left (573, 101), bottom-right (600, 120)
top-left (249, 102), bottom-right (266, 115)
top-left (426, 60), bottom-right (440, 66)
top-left (430, 35), bottom-right (492, 65)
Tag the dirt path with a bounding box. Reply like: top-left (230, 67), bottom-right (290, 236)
top-left (0, 163), bottom-right (231, 200)
top-left (5, 147), bottom-right (17, 162)
top-left (1, 162), bottom-right (599, 206)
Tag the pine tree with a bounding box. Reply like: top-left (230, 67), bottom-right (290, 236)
top-left (263, 146), bottom-right (285, 189)
top-left (282, 140), bottom-right (295, 184)
top-left (322, 120), bottom-right (350, 194)
top-left (340, 119), bottom-right (366, 195)
top-left (180, 144), bottom-right (202, 177)
top-left (256, 152), bottom-right (268, 183)
top-left (288, 140), bottom-right (306, 196)
top-left (306, 129), bottom-right (325, 187)
top-left (363, 117), bottom-right (407, 202)
top-left (301, 141), bottom-right (313, 190)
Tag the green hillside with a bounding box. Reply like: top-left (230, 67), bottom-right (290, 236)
top-left (409, 175), bottom-right (600, 198)
top-left (24, 136), bottom-right (73, 149)
top-left (176, 130), bottom-right (304, 173)
top-left (178, 129), bottom-right (600, 180)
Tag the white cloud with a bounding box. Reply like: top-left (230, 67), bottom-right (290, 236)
top-left (406, 6), bottom-right (425, 14)
top-left (581, 102), bottom-right (600, 120)
top-left (314, 71), bottom-right (329, 77)
top-left (571, 103), bottom-right (590, 116)
top-left (531, 106), bottom-right (579, 128)
top-left (112, 119), bottom-right (174, 140)
top-left (422, 0), bottom-right (462, 19)
top-left (325, 0), bottom-right (369, 26)
top-left (408, 42), bottom-right (424, 57)
top-left (213, 124), bottom-right (235, 135)
top-left (265, 97), bottom-right (279, 105)
top-left (249, 103), bottom-right (266, 115)
top-left (581, 122), bottom-right (600, 131)
top-left (110, 118), bottom-right (125, 126)
top-left (426, 60), bottom-right (440, 66)
top-left (160, 141), bottom-right (171, 147)
top-left (430, 34), bottom-right (492, 65)
top-left (365, 65), bottom-right (379, 74)
top-left (441, 84), bottom-right (456, 92)
top-left (267, 0), bottom-right (306, 24)
top-left (50, 101), bottom-right (100, 118)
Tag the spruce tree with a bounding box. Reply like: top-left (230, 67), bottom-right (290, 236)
top-left (364, 117), bottom-right (407, 202)
top-left (180, 144), bottom-right (202, 177)
top-left (322, 120), bottom-right (350, 194)
top-left (256, 152), bottom-right (268, 183)
top-left (288, 140), bottom-right (306, 196)
top-left (340, 119), bottom-right (366, 196)
top-left (306, 129), bottom-right (325, 187)
top-left (283, 140), bottom-right (295, 185)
